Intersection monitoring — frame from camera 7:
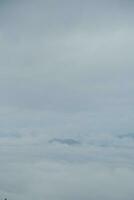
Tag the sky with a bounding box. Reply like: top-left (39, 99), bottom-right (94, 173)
top-left (0, 0), bottom-right (134, 199)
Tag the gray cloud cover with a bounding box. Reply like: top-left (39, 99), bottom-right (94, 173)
top-left (0, 0), bottom-right (134, 199)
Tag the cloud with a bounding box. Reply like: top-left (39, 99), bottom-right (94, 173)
top-left (117, 133), bottom-right (134, 139)
top-left (0, 159), bottom-right (134, 200)
top-left (49, 138), bottom-right (81, 146)
top-left (0, 0), bottom-right (134, 199)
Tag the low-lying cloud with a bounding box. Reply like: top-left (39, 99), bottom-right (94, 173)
top-left (49, 138), bottom-right (81, 146)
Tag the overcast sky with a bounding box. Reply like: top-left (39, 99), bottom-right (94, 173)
top-left (0, 0), bottom-right (134, 200)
